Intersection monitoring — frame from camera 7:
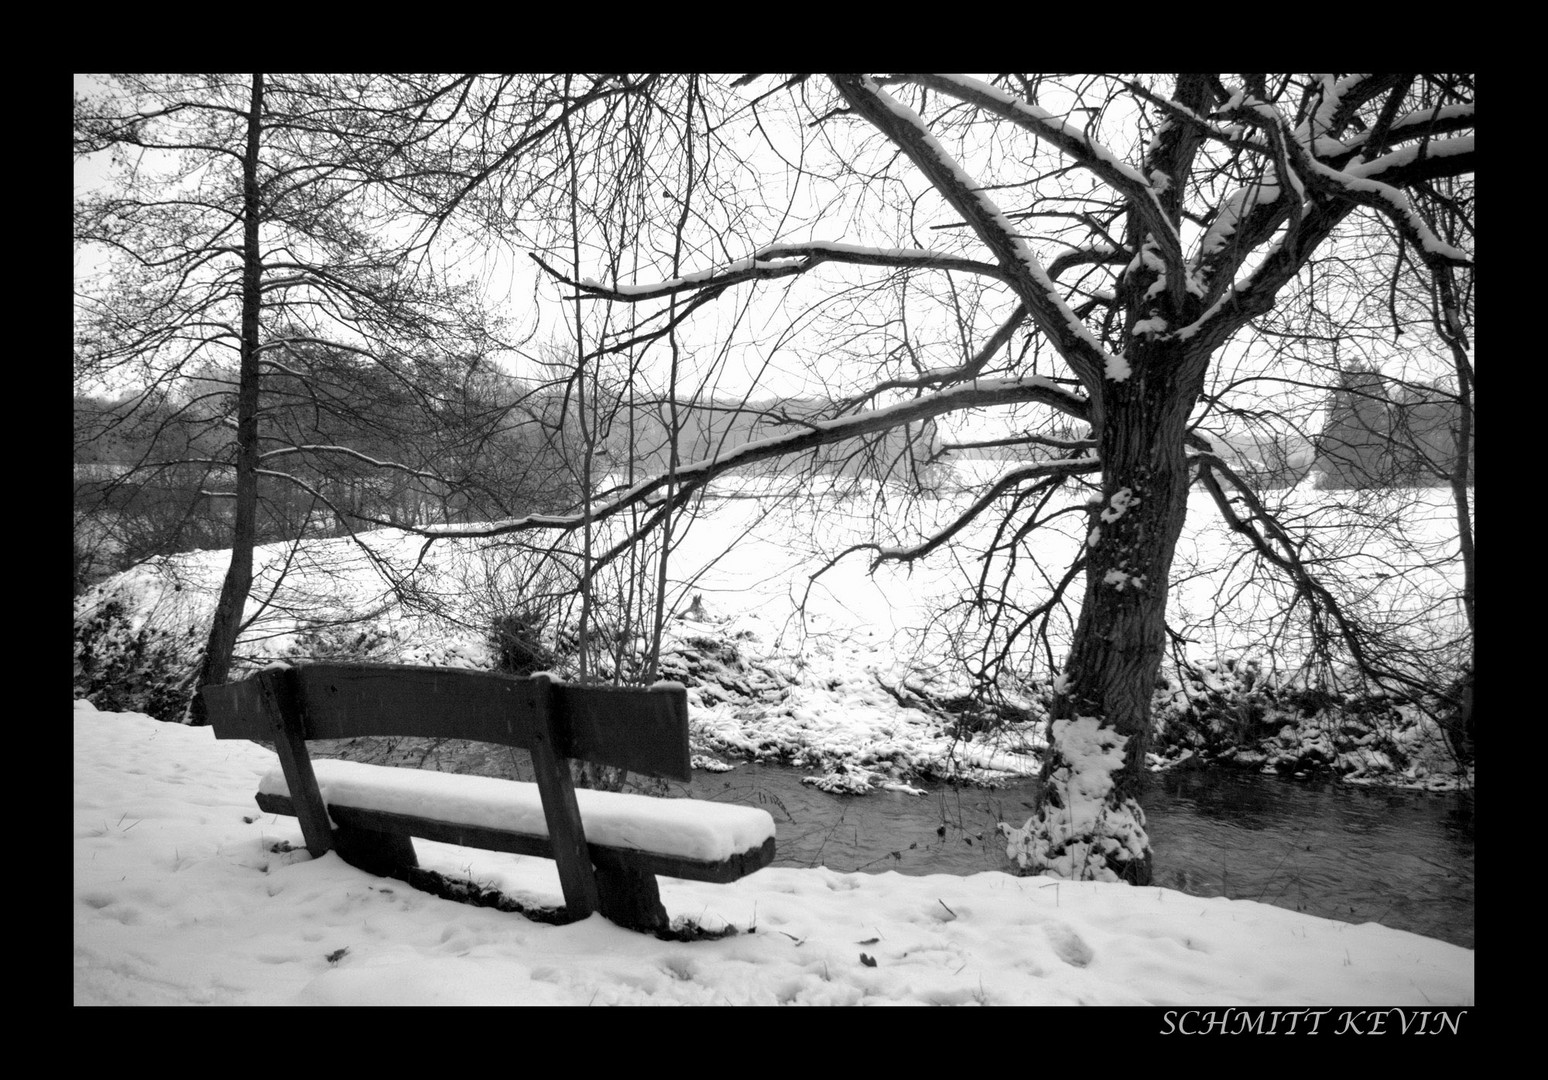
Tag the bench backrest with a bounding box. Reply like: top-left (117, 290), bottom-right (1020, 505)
top-left (203, 662), bottom-right (691, 781)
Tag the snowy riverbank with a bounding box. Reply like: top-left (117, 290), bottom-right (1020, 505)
top-left (73, 702), bottom-right (1473, 1005)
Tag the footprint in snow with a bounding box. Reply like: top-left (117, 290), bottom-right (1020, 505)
top-left (1043, 922), bottom-right (1094, 968)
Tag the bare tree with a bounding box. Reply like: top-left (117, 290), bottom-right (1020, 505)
top-left (75, 74), bottom-right (514, 717)
top-left (400, 73), bottom-right (1474, 885)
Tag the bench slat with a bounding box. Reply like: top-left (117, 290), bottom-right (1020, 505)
top-left (549, 682), bottom-right (691, 782)
top-left (258, 667), bottom-right (336, 858)
top-left (525, 673), bottom-right (599, 917)
top-left (205, 663), bottom-right (692, 782)
top-left (256, 795), bottom-right (777, 884)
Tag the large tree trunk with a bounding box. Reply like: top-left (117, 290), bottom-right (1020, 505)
top-left (1002, 345), bottom-right (1203, 885)
top-left (187, 74), bottom-right (265, 724)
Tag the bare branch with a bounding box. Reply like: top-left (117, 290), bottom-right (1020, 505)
top-left (826, 74), bottom-right (1117, 389)
top-left (909, 74), bottom-right (1186, 303)
top-left (418, 376), bottom-right (1090, 541)
top-left (869, 460), bottom-right (1097, 567)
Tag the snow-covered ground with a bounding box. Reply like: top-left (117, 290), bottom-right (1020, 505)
top-left (73, 701), bottom-right (1473, 1005)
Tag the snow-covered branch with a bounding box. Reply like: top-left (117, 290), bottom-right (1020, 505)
top-left (828, 74), bottom-right (1117, 389)
top-left (540, 242), bottom-right (1008, 305)
top-left (1178, 197), bottom-right (1349, 353)
top-left (258, 443), bottom-right (450, 487)
top-left (1181, 92), bottom-right (1472, 350)
top-left (1310, 104), bottom-right (1475, 168)
top-left (909, 74), bottom-right (1185, 297)
top-left (1122, 79), bottom-right (1268, 156)
top-left (1046, 243), bottom-right (1126, 281)
top-left (1283, 127), bottom-right (1472, 267)
top-left (1300, 74), bottom-right (1410, 146)
top-left (754, 241), bottom-right (1008, 281)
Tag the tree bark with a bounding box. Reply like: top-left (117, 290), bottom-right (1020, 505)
top-left (1002, 344), bottom-right (1203, 884)
top-left (188, 74), bottom-right (265, 723)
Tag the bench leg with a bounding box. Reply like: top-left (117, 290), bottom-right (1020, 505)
top-left (333, 824), bottom-right (418, 880)
top-left (591, 851), bottom-right (668, 933)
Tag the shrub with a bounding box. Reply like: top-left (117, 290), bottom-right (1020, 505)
top-left (490, 608), bottom-right (555, 676)
top-left (285, 621), bottom-right (394, 662)
top-left (74, 598), bottom-right (199, 722)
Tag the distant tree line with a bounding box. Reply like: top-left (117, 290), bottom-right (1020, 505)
top-left (1314, 364), bottom-right (1474, 490)
top-left (73, 341), bottom-right (578, 593)
top-left (75, 338), bottom-right (947, 592)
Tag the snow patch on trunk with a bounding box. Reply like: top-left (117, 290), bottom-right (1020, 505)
top-left (998, 715), bottom-right (1149, 882)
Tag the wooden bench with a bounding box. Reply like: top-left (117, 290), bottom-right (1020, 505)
top-left (202, 662), bottom-right (776, 932)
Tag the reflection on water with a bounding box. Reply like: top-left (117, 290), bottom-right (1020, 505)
top-left (680, 764), bottom-right (1475, 950)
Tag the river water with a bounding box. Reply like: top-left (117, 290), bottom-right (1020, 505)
top-left (678, 764), bottom-right (1475, 950)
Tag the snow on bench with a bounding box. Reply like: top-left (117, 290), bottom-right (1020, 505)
top-left (259, 758), bottom-right (776, 865)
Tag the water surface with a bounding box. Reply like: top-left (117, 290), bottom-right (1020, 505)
top-left (679, 764), bottom-right (1475, 949)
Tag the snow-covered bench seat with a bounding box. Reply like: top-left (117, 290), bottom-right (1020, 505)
top-left (203, 662), bottom-right (776, 931)
top-left (257, 760), bottom-right (777, 878)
